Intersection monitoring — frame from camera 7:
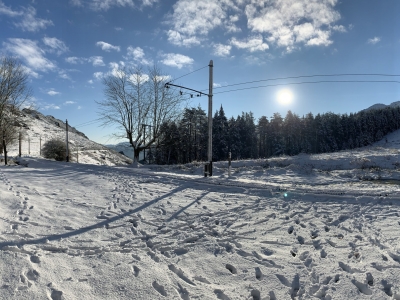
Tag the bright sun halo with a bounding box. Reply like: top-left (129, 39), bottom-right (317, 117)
top-left (277, 89), bottom-right (293, 105)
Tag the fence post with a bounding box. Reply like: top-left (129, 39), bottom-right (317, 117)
top-left (66, 120), bottom-right (69, 162)
top-left (2, 129), bottom-right (7, 165)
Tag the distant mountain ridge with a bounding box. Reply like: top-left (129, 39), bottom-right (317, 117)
top-left (363, 101), bottom-right (400, 112)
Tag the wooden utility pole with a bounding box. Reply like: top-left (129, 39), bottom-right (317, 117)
top-left (164, 60), bottom-right (213, 176)
top-left (19, 132), bottom-right (21, 157)
top-left (66, 119), bottom-right (69, 162)
top-left (207, 60), bottom-right (213, 176)
top-left (228, 152), bottom-right (231, 177)
top-left (28, 136), bottom-right (30, 155)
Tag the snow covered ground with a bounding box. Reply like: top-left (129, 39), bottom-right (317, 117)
top-left (1, 130), bottom-right (400, 299)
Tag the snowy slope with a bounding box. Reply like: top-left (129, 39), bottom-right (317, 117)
top-left (5, 109), bottom-right (132, 166)
top-left (1, 129), bottom-right (400, 299)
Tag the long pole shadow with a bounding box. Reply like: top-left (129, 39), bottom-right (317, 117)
top-left (166, 191), bottom-right (209, 222)
top-left (0, 185), bottom-right (186, 249)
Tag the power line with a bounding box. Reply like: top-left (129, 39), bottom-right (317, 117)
top-left (213, 80), bottom-right (400, 95)
top-left (197, 73), bottom-right (400, 92)
top-left (168, 65), bottom-right (208, 84)
top-left (74, 118), bottom-right (103, 128)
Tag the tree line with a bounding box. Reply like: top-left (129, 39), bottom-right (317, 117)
top-left (152, 104), bottom-right (400, 164)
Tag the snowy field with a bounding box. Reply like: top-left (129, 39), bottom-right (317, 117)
top-left (1, 131), bottom-right (400, 299)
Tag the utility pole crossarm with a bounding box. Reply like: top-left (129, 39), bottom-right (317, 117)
top-left (164, 83), bottom-right (209, 97)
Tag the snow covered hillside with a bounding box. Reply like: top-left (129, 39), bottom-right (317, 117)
top-left (5, 109), bottom-right (132, 166)
top-left (0, 129), bottom-right (400, 299)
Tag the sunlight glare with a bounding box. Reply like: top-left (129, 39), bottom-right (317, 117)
top-left (277, 89), bottom-right (293, 105)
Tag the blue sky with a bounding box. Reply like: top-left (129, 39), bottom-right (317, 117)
top-left (1, 0), bottom-right (399, 144)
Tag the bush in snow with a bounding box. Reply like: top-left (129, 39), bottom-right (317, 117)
top-left (42, 138), bottom-right (66, 161)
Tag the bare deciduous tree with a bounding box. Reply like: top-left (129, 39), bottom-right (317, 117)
top-left (96, 65), bottom-right (183, 163)
top-left (0, 56), bottom-right (33, 163)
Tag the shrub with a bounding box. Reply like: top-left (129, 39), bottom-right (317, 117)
top-left (42, 138), bottom-right (66, 161)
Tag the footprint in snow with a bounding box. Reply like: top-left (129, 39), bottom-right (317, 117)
top-left (255, 267), bottom-right (263, 280)
top-left (251, 289), bottom-right (261, 300)
top-left (352, 279), bottom-right (372, 295)
top-left (152, 281), bottom-right (167, 297)
top-left (30, 255), bottom-right (41, 263)
top-left (132, 266), bottom-right (140, 277)
top-left (50, 289), bottom-right (64, 300)
top-left (366, 273), bottom-right (374, 286)
top-left (26, 269), bottom-right (40, 281)
top-left (176, 283), bottom-right (190, 300)
top-left (225, 264), bottom-right (237, 275)
top-left (214, 289), bottom-right (231, 300)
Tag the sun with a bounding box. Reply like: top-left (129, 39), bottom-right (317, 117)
top-left (277, 89), bottom-right (293, 105)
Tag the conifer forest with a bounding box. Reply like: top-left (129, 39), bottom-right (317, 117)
top-left (153, 105), bottom-right (400, 164)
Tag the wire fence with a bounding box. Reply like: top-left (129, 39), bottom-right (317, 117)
top-left (5, 135), bottom-right (105, 158)
top-left (7, 135), bottom-right (46, 157)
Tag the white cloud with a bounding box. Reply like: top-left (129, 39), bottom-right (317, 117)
top-left (90, 0), bottom-right (135, 11)
top-left (15, 6), bottom-right (53, 32)
top-left (47, 89), bottom-right (60, 96)
top-left (93, 72), bottom-right (104, 80)
top-left (43, 37), bottom-right (69, 55)
top-left (69, 0), bottom-right (83, 6)
top-left (367, 36), bottom-right (381, 44)
top-left (167, 0), bottom-right (239, 47)
top-left (115, 27), bottom-right (123, 31)
top-left (64, 101), bottom-right (76, 105)
top-left (89, 56), bottom-right (105, 66)
top-left (3, 38), bottom-right (56, 72)
top-left (160, 53), bottom-right (194, 69)
top-left (77, 105), bottom-right (82, 110)
top-left (245, 0), bottom-right (341, 50)
top-left (22, 66), bottom-right (40, 79)
top-left (167, 30), bottom-right (201, 47)
top-left (214, 44), bottom-right (232, 57)
top-left (71, 0), bottom-right (157, 10)
top-left (127, 46), bottom-right (152, 65)
top-left (231, 35), bottom-right (269, 52)
top-left (96, 41), bottom-right (120, 52)
top-left (43, 103), bottom-right (60, 110)
top-left (88, 79), bottom-right (94, 84)
top-left (142, 0), bottom-right (158, 6)
top-left (58, 70), bottom-right (70, 80)
top-left (331, 25), bottom-right (346, 33)
top-left (65, 56), bottom-right (83, 64)
top-left (0, 1), bottom-right (22, 17)
top-left (167, 0), bottom-right (343, 52)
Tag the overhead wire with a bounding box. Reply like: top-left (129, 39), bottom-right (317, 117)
top-left (74, 118), bottom-right (103, 128)
top-left (168, 65), bottom-right (208, 84)
top-left (213, 80), bottom-right (400, 95)
top-left (195, 73), bottom-right (400, 93)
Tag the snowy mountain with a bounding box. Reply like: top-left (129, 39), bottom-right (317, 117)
top-left (5, 109), bottom-right (132, 166)
top-left (363, 100), bottom-right (400, 112)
